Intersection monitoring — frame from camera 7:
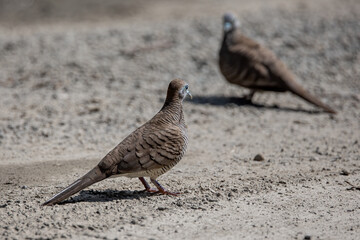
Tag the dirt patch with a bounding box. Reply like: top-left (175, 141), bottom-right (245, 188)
top-left (0, 0), bottom-right (359, 239)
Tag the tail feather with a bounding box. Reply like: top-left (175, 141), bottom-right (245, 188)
top-left (286, 80), bottom-right (336, 114)
top-left (42, 166), bottom-right (107, 206)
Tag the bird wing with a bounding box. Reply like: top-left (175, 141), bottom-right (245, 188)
top-left (229, 32), bottom-right (278, 66)
top-left (226, 32), bottom-right (292, 90)
top-left (139, 124), bottom-right (186, 170)
top-left (97, 124), bottom-right (186, 175)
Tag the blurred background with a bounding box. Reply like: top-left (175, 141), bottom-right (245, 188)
top-left (0, 1), bottom-right (359, 239)
top-left (0, 0), bottom-right (358, 165)
top-left (0, 0), bottom-right (291, 26)
top-left (0, 0), bottom-right (141, 25)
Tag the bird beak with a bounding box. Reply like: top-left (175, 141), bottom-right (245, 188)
top-left (187, 90), bottom-right (192, 99)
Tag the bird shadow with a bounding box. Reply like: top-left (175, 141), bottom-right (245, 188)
top-left (187, 95), bottom-right (322, 114)
top-left (58, 189), bottom-right (155, 205)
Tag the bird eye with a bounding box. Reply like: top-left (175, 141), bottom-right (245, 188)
top-left (185, 85), bottom-right (188, 90)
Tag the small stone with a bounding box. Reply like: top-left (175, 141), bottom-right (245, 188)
top-left (157, 206), bottom-right (167, 211)
top-left (254, 154), bottom-right (265, 161)
top-left (340, 169), bottom-right (349, 176)
top-left (304, 235), bottom-right (311, 240)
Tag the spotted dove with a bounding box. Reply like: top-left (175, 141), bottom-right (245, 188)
top-left (43, 79), bottom-right (192, 206)
top-left (219, 13), bottom-right (336, 114)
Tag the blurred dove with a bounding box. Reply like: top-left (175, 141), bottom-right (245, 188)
top-left (219, 13), bottom-right (336, 113)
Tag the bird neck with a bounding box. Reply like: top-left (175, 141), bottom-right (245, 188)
top-left (222, 30), bottom-right (237, 48)
top-left (160, 99), bottom-right (185, 125)
top-left (221, 35), bottom-right (231, 54)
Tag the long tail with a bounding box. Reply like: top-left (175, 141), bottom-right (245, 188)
top-left (286, 80), bottom-right (336, 114)
top-left (42, 166), bottom-right (107, 206)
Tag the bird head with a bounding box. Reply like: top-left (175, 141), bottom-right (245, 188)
top-left (166, 79), bottom-right (192, 102)
top-left (223, 12), bottom-right (240, 33)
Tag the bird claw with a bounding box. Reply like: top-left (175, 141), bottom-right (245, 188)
top-left (140, 188), bottom-right (158, 194)
top-left (244, 90), bottom-right (256, 103)
top-left (138, 177), bottom-right (179, 196)
top-left (142, 188), bottom-right (179, 196)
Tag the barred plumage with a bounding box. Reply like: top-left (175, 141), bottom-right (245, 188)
top-left (43, 79), bottom-right (191, 206)
top-left (219, 13), bottom-right (336, 114)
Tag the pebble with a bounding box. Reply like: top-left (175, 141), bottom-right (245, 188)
top-left (254, 154), bottom-right (265, 161)
top-left (340, 169), bottom-right (350, 176)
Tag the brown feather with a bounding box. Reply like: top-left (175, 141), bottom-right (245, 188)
top-left (42, 166), bottom-right (106, 206)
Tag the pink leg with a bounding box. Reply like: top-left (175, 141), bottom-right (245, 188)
top-left (245, 90), bottom-right (256, 102)
top-left (151, 178), bottom-right (179, 196)
top-left (138, 177), bottom-right (158, 193)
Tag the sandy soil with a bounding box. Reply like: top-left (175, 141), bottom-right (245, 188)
top-left (0, 0), bottom-right (359, 239)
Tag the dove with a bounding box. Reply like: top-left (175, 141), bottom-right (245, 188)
top-left (219, 13), bottom-right (336, 114)
top-left (43, 79), bottom-right (192, 206)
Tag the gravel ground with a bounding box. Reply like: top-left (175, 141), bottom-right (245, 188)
top-left (0, 0), bottom-right (359, 239)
